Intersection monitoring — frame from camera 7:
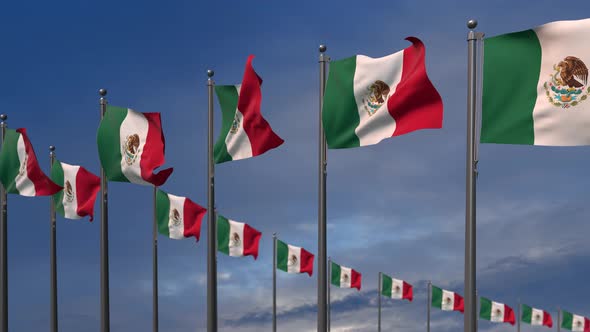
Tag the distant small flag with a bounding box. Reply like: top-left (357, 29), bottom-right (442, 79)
top-left (217, 215), bottom-right (262, 260)
top-left (155, 190), bottom-right (206, 241)
top-left (479, 297), bottom-right (515, 325)
top-left (276, 240), bottom-right (314, 276)
top-left (330, 262), bottom-right (361, 290)
top-left (0, 128), bottom-right (62, 196)
top-left (51, 161), bottom-right (100, 221)
top-left (562, 311), bottom-right (590, 332)
top-left (522, 304), bottom-right (552, 328)
top-left (381, 274), bottom-right (412, 301)
top-left (431, 285), bottom-right (464, 313)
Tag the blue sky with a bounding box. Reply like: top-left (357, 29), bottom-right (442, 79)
top-left (2, 0), bottom-right (590, 331)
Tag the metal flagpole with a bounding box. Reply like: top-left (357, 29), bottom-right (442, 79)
top-left (557, 308), bottom-right (560, 332)
top-left (517, 300), bottom-right (520, 332)
top-left (0, 113), bottom-right (7, 332)
top-left (464, 19), bottom-right (483, 332)
top-left (327, 257), bottom-right (331, 332)
top-left (377, 273), bottom-right (381, 332)
top-left (99, 89), bottom-right (110, 332)
top-left (427, 281), bottom-right (431, 332)
top-left (317, 43), bottom-right (329, 332)
top-left (153, 186), bottom-right (158, 332)
top-left (49, 146), bottom-right (58, 332)
top-left (272, 233), bottom-right (277, 332)
top-left (206, 69), bottom-right (218, 332)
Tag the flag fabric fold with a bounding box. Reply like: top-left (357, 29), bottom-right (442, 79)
top-left (0, 128), bottom-right (62, 196)
top-left (156, 190), bottom-right (206, 241)
top-left (479, 297), bottom-right (515, 325)
top-left (276, 240), bottom-right (314, 276)
top-left (50, 160), bottom-right (100, 221)
top-left (217, 215), bottom-right (262, 259)
top-left (522, 304), bottom-right (553, 328)
top-left (431, 285), bottom-right (464, 312)
top-left (381, 274), bottom-right (412, 301)
top-left (330, 262), bottom-right (361, 290)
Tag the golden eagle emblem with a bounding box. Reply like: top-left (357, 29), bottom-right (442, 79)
top-left (229, 232), bottom-right (241, 247)
top-left (18, 156), bottom-right (27, 176)
top-left (394, 285), bottom-right (401, 293)
top-left (342, 273), bottom-right (349, 283)
top-left (170, 208), bottom-right (182, 227)
top-left (445, 296), bottom-right (452, 304)
top-left (544, 56), bottom-right (590, 108)
top-left (64, 180), bottom-right (74, 203)
top-left (123, 134), bottom-right (141, 165)
top-left (363, 80), bottom-right (390, 116)
top-left (288, 254), bottom-right (298, 267)
top-left (495, 308), bottom-right (502, 317)
top-left (230, 114), bottom-right (241, 134)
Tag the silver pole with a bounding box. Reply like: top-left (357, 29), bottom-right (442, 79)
top-left (557, 308), bottom-right (560, 332)
top-left (464, 19), bottom-right (483, 332)
top-left (99, 89), bottom-right (110, 332)
top-left (153, 186), bottom-right (158, 332)
top-left (317, 43), bottom-right (329, 332)
top-left (206, 69), bottom-right (217, 332)
top-left (427, 281), bottom-right (431, 332)
top-left (327, 257), bottom-right (331, 332)
top-left (378, 272), bottom-right (381, 332)
top-left (0, 113), bottom-right (7, 332)
top-left (272, 233), bottom-right (277, 332)
top-left (49, 146), bottom-right (58, 332)
top-left (517, 300), bottom-right (520, 332)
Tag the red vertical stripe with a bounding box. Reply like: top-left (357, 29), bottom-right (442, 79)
top-left (454, 293), bottom-right (465, 313)
top-left (584, 318), bottom-right (590, 332)
top-left (17, 129), bottom-right (62, 196)
top-left (299, 248), bottom-right (314, 276)
top-left (140, 113), bottom-right (173, 187)
top-left (182, 198), bottom-right (207, 242)
top-left (388, 37), bottom-right (443, 137)
top-left (74, 166), bottom-right (100, 221)
top-left (402, 281), bottom-right (413, 302)
top-left (350, 269), bottom-right (362, 291)
top-left (504, 305), bottom-right (515, 325)
top-left (238, 55), bottom-right (284, 157)
top-left (543, 311), bottom-right (553, 328)
top-left (242, 224), bottom-right (262, 259)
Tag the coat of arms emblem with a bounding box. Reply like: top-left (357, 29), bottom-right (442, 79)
top-left (64, 180), bottom-right (74, 203)
top-left (362, 80), bottom-right (390, 116)
top-left (534, 314), bottom-right (541, 322)
top-left (495, 308), bottom-right (502, 317)
top-left (444, 296), bottom-right (452, 305)
top-left (18, 156), bottom-right (27, 176)
top-left (230, 114), bottom-right (240, 134)
top-left (342, 273), bottom-right (349, 283)
top-left (170, 208), bottom-right (182, 227)
top-left (288, 254), bottom-right (298, 267)
top-left (229, 232), bottom-right (241, 247)
top-left (394, 285), bottom-right (401, 293)
top-left (123, 134), bottom-right (141, 166)
top-left (544, 56), bottom-right (589, 108)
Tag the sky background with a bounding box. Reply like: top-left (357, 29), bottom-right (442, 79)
top-left (2, 0), bottom-right (590, 331)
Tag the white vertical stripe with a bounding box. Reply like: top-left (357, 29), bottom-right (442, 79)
top-left (167, 193), bottom-right (186, 239)
top-left (531, 308), bottom-right (544, 326)
top-left (490, 301), bottom-right (505, 323)
top-left (228, 219), bottom-right (245, 257)
top-left (572, 315), bottom-right (585, 332)
top-left (353, 51), bottom-right (404, 146)
top-left (119, 109), bottom-right (150, 185)
top-left (287, 245), bottom-right (302, 273)
top-left (390, 278), bottom-right (404, 299)
top-left (14, 134), bottom-right (36, 196)
top-left (60, 163), bottom-right (81, 219)
top-left (339, 266), bottom-right (352, 288)
top-left (224, 85), bottom-right (254, 161)
top-left (440, 290), bottom-right (455, 311)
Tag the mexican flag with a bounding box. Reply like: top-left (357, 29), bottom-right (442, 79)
top-left (522, 304), bottom-right (552, 328)
top-left (276, 240), bottom-right (314, 276)
top-left (214, 55), bottom-right (284, 163)
top-left (322, 37), bottom-right (443, 149)
top-left (381, 274), bottom-right (412, 301)
top-left (562, 311), bottom-right (590, 332)
top-left (0, 128), bottom-right (62, 196)
top-left (50, 161), bottom-right (100, 221)
top-left (482, 18), bottom-right (590, 146)
top-left (431, 285), bottom-right (464, 312)
top-left (330, 262), bottom-right (361, 290)
top-left (217, 215), bottom-right (262, 259)
top-left (479, 297), bottom-right (515, 325)
top-left (155, 190), bottom-right (206, 241)
top-left (97, 106), bottom-right (173, 187)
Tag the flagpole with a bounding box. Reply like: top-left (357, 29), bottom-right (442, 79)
top-left (464, 19), bottom-right (483, 332)
top-left (99, 89), bottom-right (110, 332)
top-left (517, 300), bottom-right (520, 332)
top-left (206, 69), bottom-right (218, 332)
top-left (272, 233), bottom-right (277, 332)
top-left (152, 186), bottom-right (158, 332)
top-left (317, 43), bottom-right (329, 332)
top-left (0, 113), bottom-right (7, 332)
top-left (427, 281), bottom-right (431, 332)
top-left (49, 146), bottom-right (58, 332)
top-left (557, 308), bottom-right (560, 332)
top-left (377, 272), bottom-right (381, 332)
top-left (327, 257), bottom-right (331, 332)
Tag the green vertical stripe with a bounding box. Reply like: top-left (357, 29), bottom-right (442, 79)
top-left (214, 85), bottom-right (239, 164)
top-left (0, 129), bottom-right (22, 194)
top-left (97, 105), bottom-right (129, 182)
top-left (521, 304), bottom-right (532, 324)
top-left (431, 285), bottom-right (443, 308)
top-left (155, 190), bottom-right (171, 237)
top-left (276, 240), bottom-right (288, 271)
top-left (381, 274), bottom-right (392, 297)
top-left (562, 311), bottom-right (573, 329)
top-left (330, 262), bottom-right (341, 287)
top-left (216, 215), bottom-right (230, 255)
top-left (322, 56), bottom-right (361, 149)
top-left (479, 297), bottom-right (492, 320)
top-left (50, 160), bottom-right (65, 217)
top-left (481, 29), bottom-right (541, 145)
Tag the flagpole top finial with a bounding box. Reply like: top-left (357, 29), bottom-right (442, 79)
top-left (99, 88), bottom-right (107, 96)
top-left (49, 146), bottom-right (55, 152)
top-left (467, 19), bottom-right (478, 29)
top-left (319, 45), bottom-right (327, 53)
top-left (207, 69), bottom-right (214, 78)
top-left (0, 114), bottom-right (6, 121)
